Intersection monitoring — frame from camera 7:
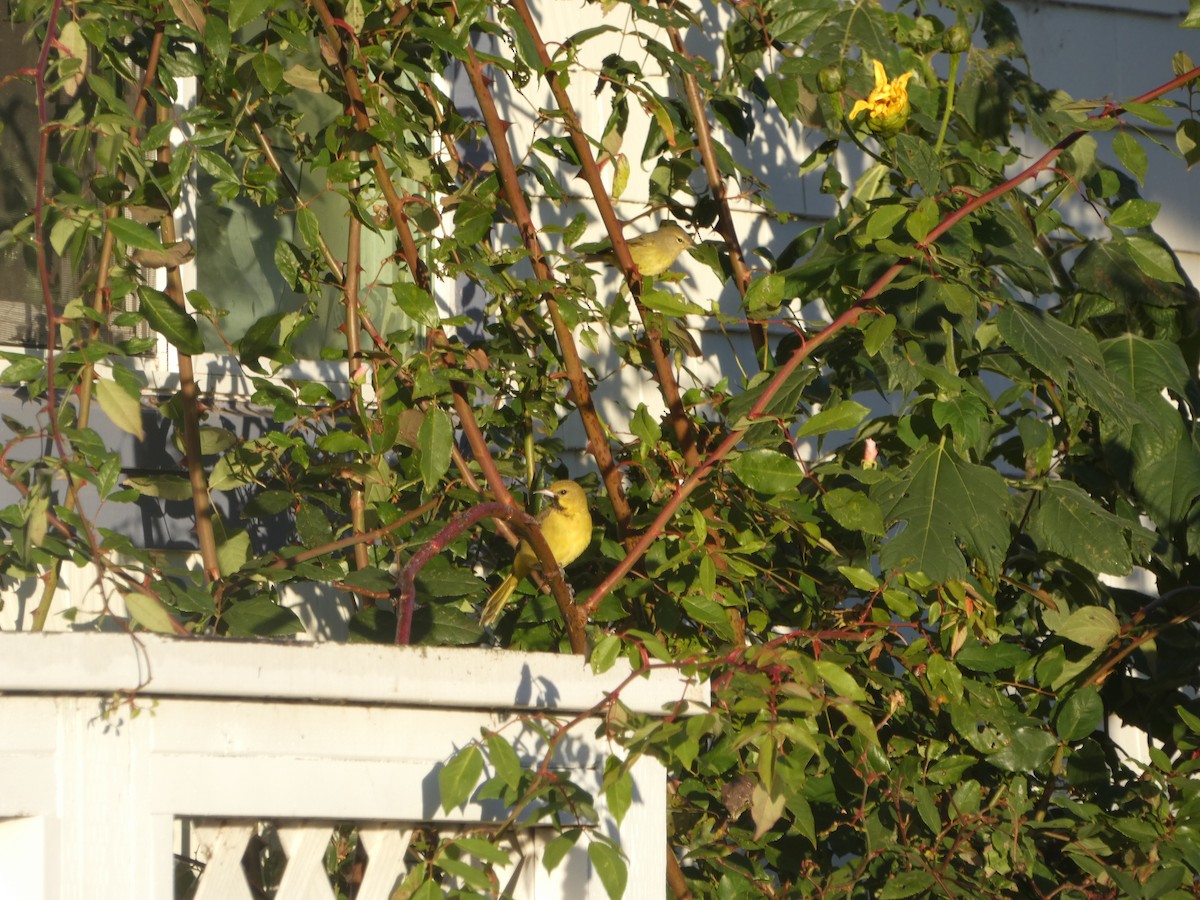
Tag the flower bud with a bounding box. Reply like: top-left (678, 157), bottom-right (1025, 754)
top-left (912, 17), bottom-right (937, 47)
top-left (943, 25), bottom-right (971, 55)
top-left (817, 64), bottom-right (845, 94)
top-left (863, 438), bottom-right (879, 470)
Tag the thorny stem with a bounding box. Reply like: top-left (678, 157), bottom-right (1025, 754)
top-left (508, 0), bottom-right (705, 476)
top-left (459, 40), bottom-right (631, 534)
top-left (308, 0), bottom-right (427, 290)
top-left (660, 7), bottom-right (766, 363)
top-left (343, 187), bottom-right (372, 581)
top-left (156, 104), bottom-right (222, 584)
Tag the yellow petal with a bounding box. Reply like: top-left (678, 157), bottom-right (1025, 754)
top-left (849, 98), bottom-right (871, 119)
top-left (872, 59), bottom-right (888, 89)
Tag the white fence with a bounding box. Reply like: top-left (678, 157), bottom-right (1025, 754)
top-left (0, 633), bottom-right (706, 899)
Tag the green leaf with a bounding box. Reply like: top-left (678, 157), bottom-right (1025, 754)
top-left (997, 303), bottom-right (1089, 387)
top-left (926, 754), bottom-right (975, 785)
top-left (222, 597), bottom-right (305, 637)
top-left (744, 273), bottom-right (785, 315)
top-left (124, 592), bottom-right (182, 634)
top-left (1112, 131), bottom-right (1148, 184)
top-left (96, 377), bottom-right (144, 440)
top-left (251, 51), bottom-right (283, 92)
top-left (1054, 606), bottom-right (1119, 650)
top-left (216, 529), bottom-right (251, 577)
top-left (1133, 429), bottom-right (1200, 527)
top-left (640, 288), bottom-right (705, 317)
top-left (682, 594), bottom-right (734, 640)
top-left (816, 660), bottom-right (866, 701)
top-left (1073, 239), bottom-right (1194, 311)
top-left (407, 879), bottom-right (441, 900)
top-left (873, 443), bottom-right (1011, 582)
top-left (590, 633), bottom-right (622, 673)
top-left (439, 745), bottom-right (484, 813)
top-left (932, 393), bottom-right (987, 450)
top-left (393, 282), bottom-right (440, 329)
top-left (1057, 687), bottom-right (1103, 742)
top-left (1102, 334), bottom-right (1192, 400)
top-left (414, 554), bottom-right (484, 598)
top-left (954, 641), bottom-right (1029, 674)
top-left (824, 488), bottom-right (886, 536)
top-left (450, 835), bottom-right (512, 867)
top-left (417, 604), bottom-right (485, 646)
top-left (997, 303), bottom-right (1137, 426)
top-left (603, 758), bottom-right (633, 825)
top-left (317, 431), bottom-right (370, 454)
top-left (294, 500), bottom-right (332, 549)
top-left (122, 474), bottom-right (193, 501)
top-left (418, 407), bottom-right (454, 491)
top-left (138, 287), bottom-right (204, 355)
top-left (228, 0), bottom-right (274, 31)
top-left (0, 355), bottom-right (46, 384)
top-left (1125, 235), bottom-right (1183, 284)
top-left (987, 726), bottom-right (1057, 772)
top-left (1027, 481), bottom-right (1134, 575)
top-left (894, 133), bottom-right (942, 194)
top-left (729, 448), bottom-right (805, 494)
top-left (865, 204), bottom-right (907, 242)
top-left (433, 855), bottom-right (492, 891)
top-left (107, 216), bottom-right (163, 252)
top-left (1121, 101), bottom-right (1174, 128)
top-left (905, 196), bottom-right (939, 243)
top-left (750, 782), bottom-right (787, 840)
top-left (913, 784), bottom-right (941, 835)
top-left (587, 840), bottom-right (628, 900)
top-left (795, 400), bottom-right (870, 438)
top-left (862, 313), bottom-right (896, 355)
top-left (454, 198), bottom-right (493, 246)
top-left (542, 830), bottom-right (581, 871)
top-left (837, 565), bottom-right (879, 592)
top-left (1184, 0), bottom-right (1200, 27)
top-left (878, 871), bottom-right (936, 899)
top-left (630, 404), bottom-right (661, 445)
top-left (485, 733), bottom-right (523, 791)
top-left (1108, 199), bottom-right (1160, 229)
top-left (1176, 119), bottom-right (1200, 168)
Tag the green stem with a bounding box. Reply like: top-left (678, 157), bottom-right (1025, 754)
top-left (30, 563), bottom-right (60, 631)
top-left (934, 53), bottom-right (960, 157)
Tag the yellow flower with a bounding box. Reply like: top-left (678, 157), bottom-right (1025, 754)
top-left (849, 59), bottom-right (914, 137)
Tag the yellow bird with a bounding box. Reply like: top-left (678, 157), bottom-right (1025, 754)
top-left (585, 222), bottom-right (695, 277)
top-left (481, 480), bottom-right (593, 627)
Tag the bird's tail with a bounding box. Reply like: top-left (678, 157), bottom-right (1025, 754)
top-left (481, 574), bottom-right (519, 626)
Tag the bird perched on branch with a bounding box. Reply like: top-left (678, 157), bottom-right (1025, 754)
top-left (585, 221), bottom-right (695, 277)
top-left (481, 480), bottom-right (593, 627)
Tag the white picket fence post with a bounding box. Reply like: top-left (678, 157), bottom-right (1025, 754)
top-left (0, 633), bottom-right (706, 900)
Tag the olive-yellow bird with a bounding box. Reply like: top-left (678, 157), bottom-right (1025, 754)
top-left (481, 480), bottom-right (593, 626)
top-left (585, 222), bottom-right (695, 277)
